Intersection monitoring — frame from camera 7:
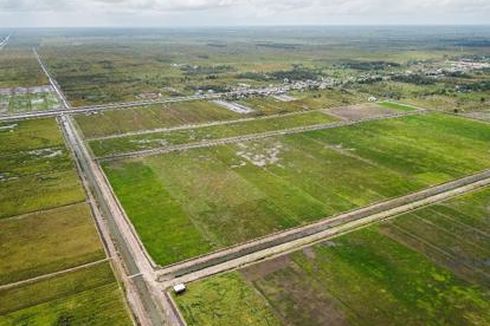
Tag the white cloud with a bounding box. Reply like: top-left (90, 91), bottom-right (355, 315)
top-left (0, 0), bottom-right (489, 26)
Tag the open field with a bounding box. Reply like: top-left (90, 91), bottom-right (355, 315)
top-left (0, 118), bottom-right (85, 218)
top-left (0, 262), bottom-right (132, 325)
top-left (89, 110), bottom-right (337, 157)
top-left (0, 203), bottom-right (105, 285)
top-left (76, 100), bottom-right (242, 138)
top-left (0, 87), bottom-right (60, 114)
top-left (174, 187), bottom-right (490, 326)
top-left (102, 113), bottom-right (490, 266)
top-left (0, 115), bottom-right (131, 324)
top-left (0, 38), bottom-right (47, 88)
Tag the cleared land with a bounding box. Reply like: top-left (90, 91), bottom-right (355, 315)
top-left (0, 203), bottom-right (105, 285)
top-left (103, 113), bottom-right (490, 266)
top-left (0, 262), bottom-right (132, 325)
top-left (89, 110), bottom-right (337, 157)
top-left (328, 102), bottom-right (415, 121)
top-left (174, 187), bottom-right (490, 326)
top-left (0, 87), bottom-right (60, 114)
top-left (0, 118), bottom-right (85, 218)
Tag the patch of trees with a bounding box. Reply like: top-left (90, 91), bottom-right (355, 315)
top-left (270, 66), bottom-right (321, 81)
top-left (340, 61), bottom-right (401, 71)
top-left (181, 65), bottom-right (235, 76)
top-left (391, 74), bottom-right (435, 85)
top-left (255, 42), bottom-right (299, 50)
top-left (237, 72), bottom-right (270, 81)
top-left (456, 81), bottom-right (490, 92)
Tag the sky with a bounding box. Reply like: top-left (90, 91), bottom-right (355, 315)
top-left (0, 0), bottom-right (489, 27)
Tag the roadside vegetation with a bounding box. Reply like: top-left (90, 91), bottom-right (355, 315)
top-left (174, 187), bottom-right (490, 325)
top-left (103, 113), bottom-right (490, 266)
top-left (89, 110), bottom-right (337, 157)
top-left (0, 262), bottom-right (132, 325)
top-left (0, 117), bottom-right (131, 323)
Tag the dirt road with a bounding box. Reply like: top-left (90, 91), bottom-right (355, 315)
top-left (157, 170), bottom-right (490, 286)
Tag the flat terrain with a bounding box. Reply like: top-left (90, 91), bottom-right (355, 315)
top-left (174, 187), bottom-right (490, 325)
top-left (0, 40), bottom-right (47, 88)
top-left (75, 100), bottom-right (243, 138)
top-left (0, 203), bottom-right (105, 285)
top-left (103, 113), bottom-right (490, 266)
top-left (0, 262), bottom-right (132, 325)
top-left (0, 87), bottom-right (60, 114)
top-left (89, 110), bottom-right (337, 157)
top-left (0, 118), bottom-right (85, 218)
top-left (0, 117), bottom-right (131, 323)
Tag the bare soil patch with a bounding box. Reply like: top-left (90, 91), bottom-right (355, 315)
top-left (241, 255), bottom-right (291, 282)
top-left (327, 103), bottom-right (396, 121)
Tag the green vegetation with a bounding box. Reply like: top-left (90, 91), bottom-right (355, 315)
top-left (75, 100), bottom-right (242, 138)
top-left (0, 47), bottom-right (47, 88)
top-left (0, 113), bottom-right (131, 324)
top-left (90, 111), bottom-right (337, 157)
top-left (0, 203), bottom-right (105, 285)
top-left (174, 273), bottom-right (280, 326)
top-left (103, 113), bottom-right (490, 265)
top-left (0, 91), bottom-right (60, 114)
top-left (378, 101), bottom-right (418, 111)
top-left (0, 118), bottom-right (85, 218)
top-left (380, 187), bottom-right (490, 286)
top-left (0, 262), bottom-right (132, 326)
top-left (174, 187), bottom-right (490, 325)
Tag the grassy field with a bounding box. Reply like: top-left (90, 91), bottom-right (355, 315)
top-left (0, 91), bottom-right (60, 114)
top-left (239, 90), bottom-right (364, 114)
top-left (0, 118), bottom-right (85, 218)
top-left (0, 203), bottom-right (105, 285)
top-left (89, 111), bottom-right (337, 157)
top-left (0, 47), bottom-right (47, 88)
top-left (174, 187), bottom-right (490, 325)
top-left (76, 100), bottom-right (242, 138)
top-left (0, 116), bottom-right (131, 323)
top-left (103, 113), bottom-right (490, 266)
top-left (0, 262), bottom-right (132, 325)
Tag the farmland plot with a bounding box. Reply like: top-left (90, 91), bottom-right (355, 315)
top-left (89, 111), bottom-right (337, 157)
top-left (103, 113), bottom-right (490, 266)
top-left (0, 263), bottom-right (132, 326)
top-left (174, 187), bottom-right (490, 326)
top-left (0, 117), bottom-right (131, 323)
top-left (75, 100), bottom-right (242, 138)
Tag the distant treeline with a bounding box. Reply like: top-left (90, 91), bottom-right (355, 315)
top-left (340, 61), bottom-right (401, 71)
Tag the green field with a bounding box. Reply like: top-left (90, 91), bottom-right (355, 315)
top-left (174, 187), bottom-right (490, 325)
top-left (103, 113), bottom-right (490, 266)
top-left (239, 90), bottom-right (363, 114)
top-left (0, 118), bottom-right (85, 218)
top-left (90, 111), bottom-right (337, 157)
top-left (0, 203), bottom-right (105, 285)
top-left (0, 116), bottom-right (131, 324)
top-left (0, 47), bottom-right (47, 88)
top-left (76, 100), bottom-right (242, 138)
top-left (0, 91), bottom-right (60, 114)
top-left (0, 262), bottom-right (132, 325)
